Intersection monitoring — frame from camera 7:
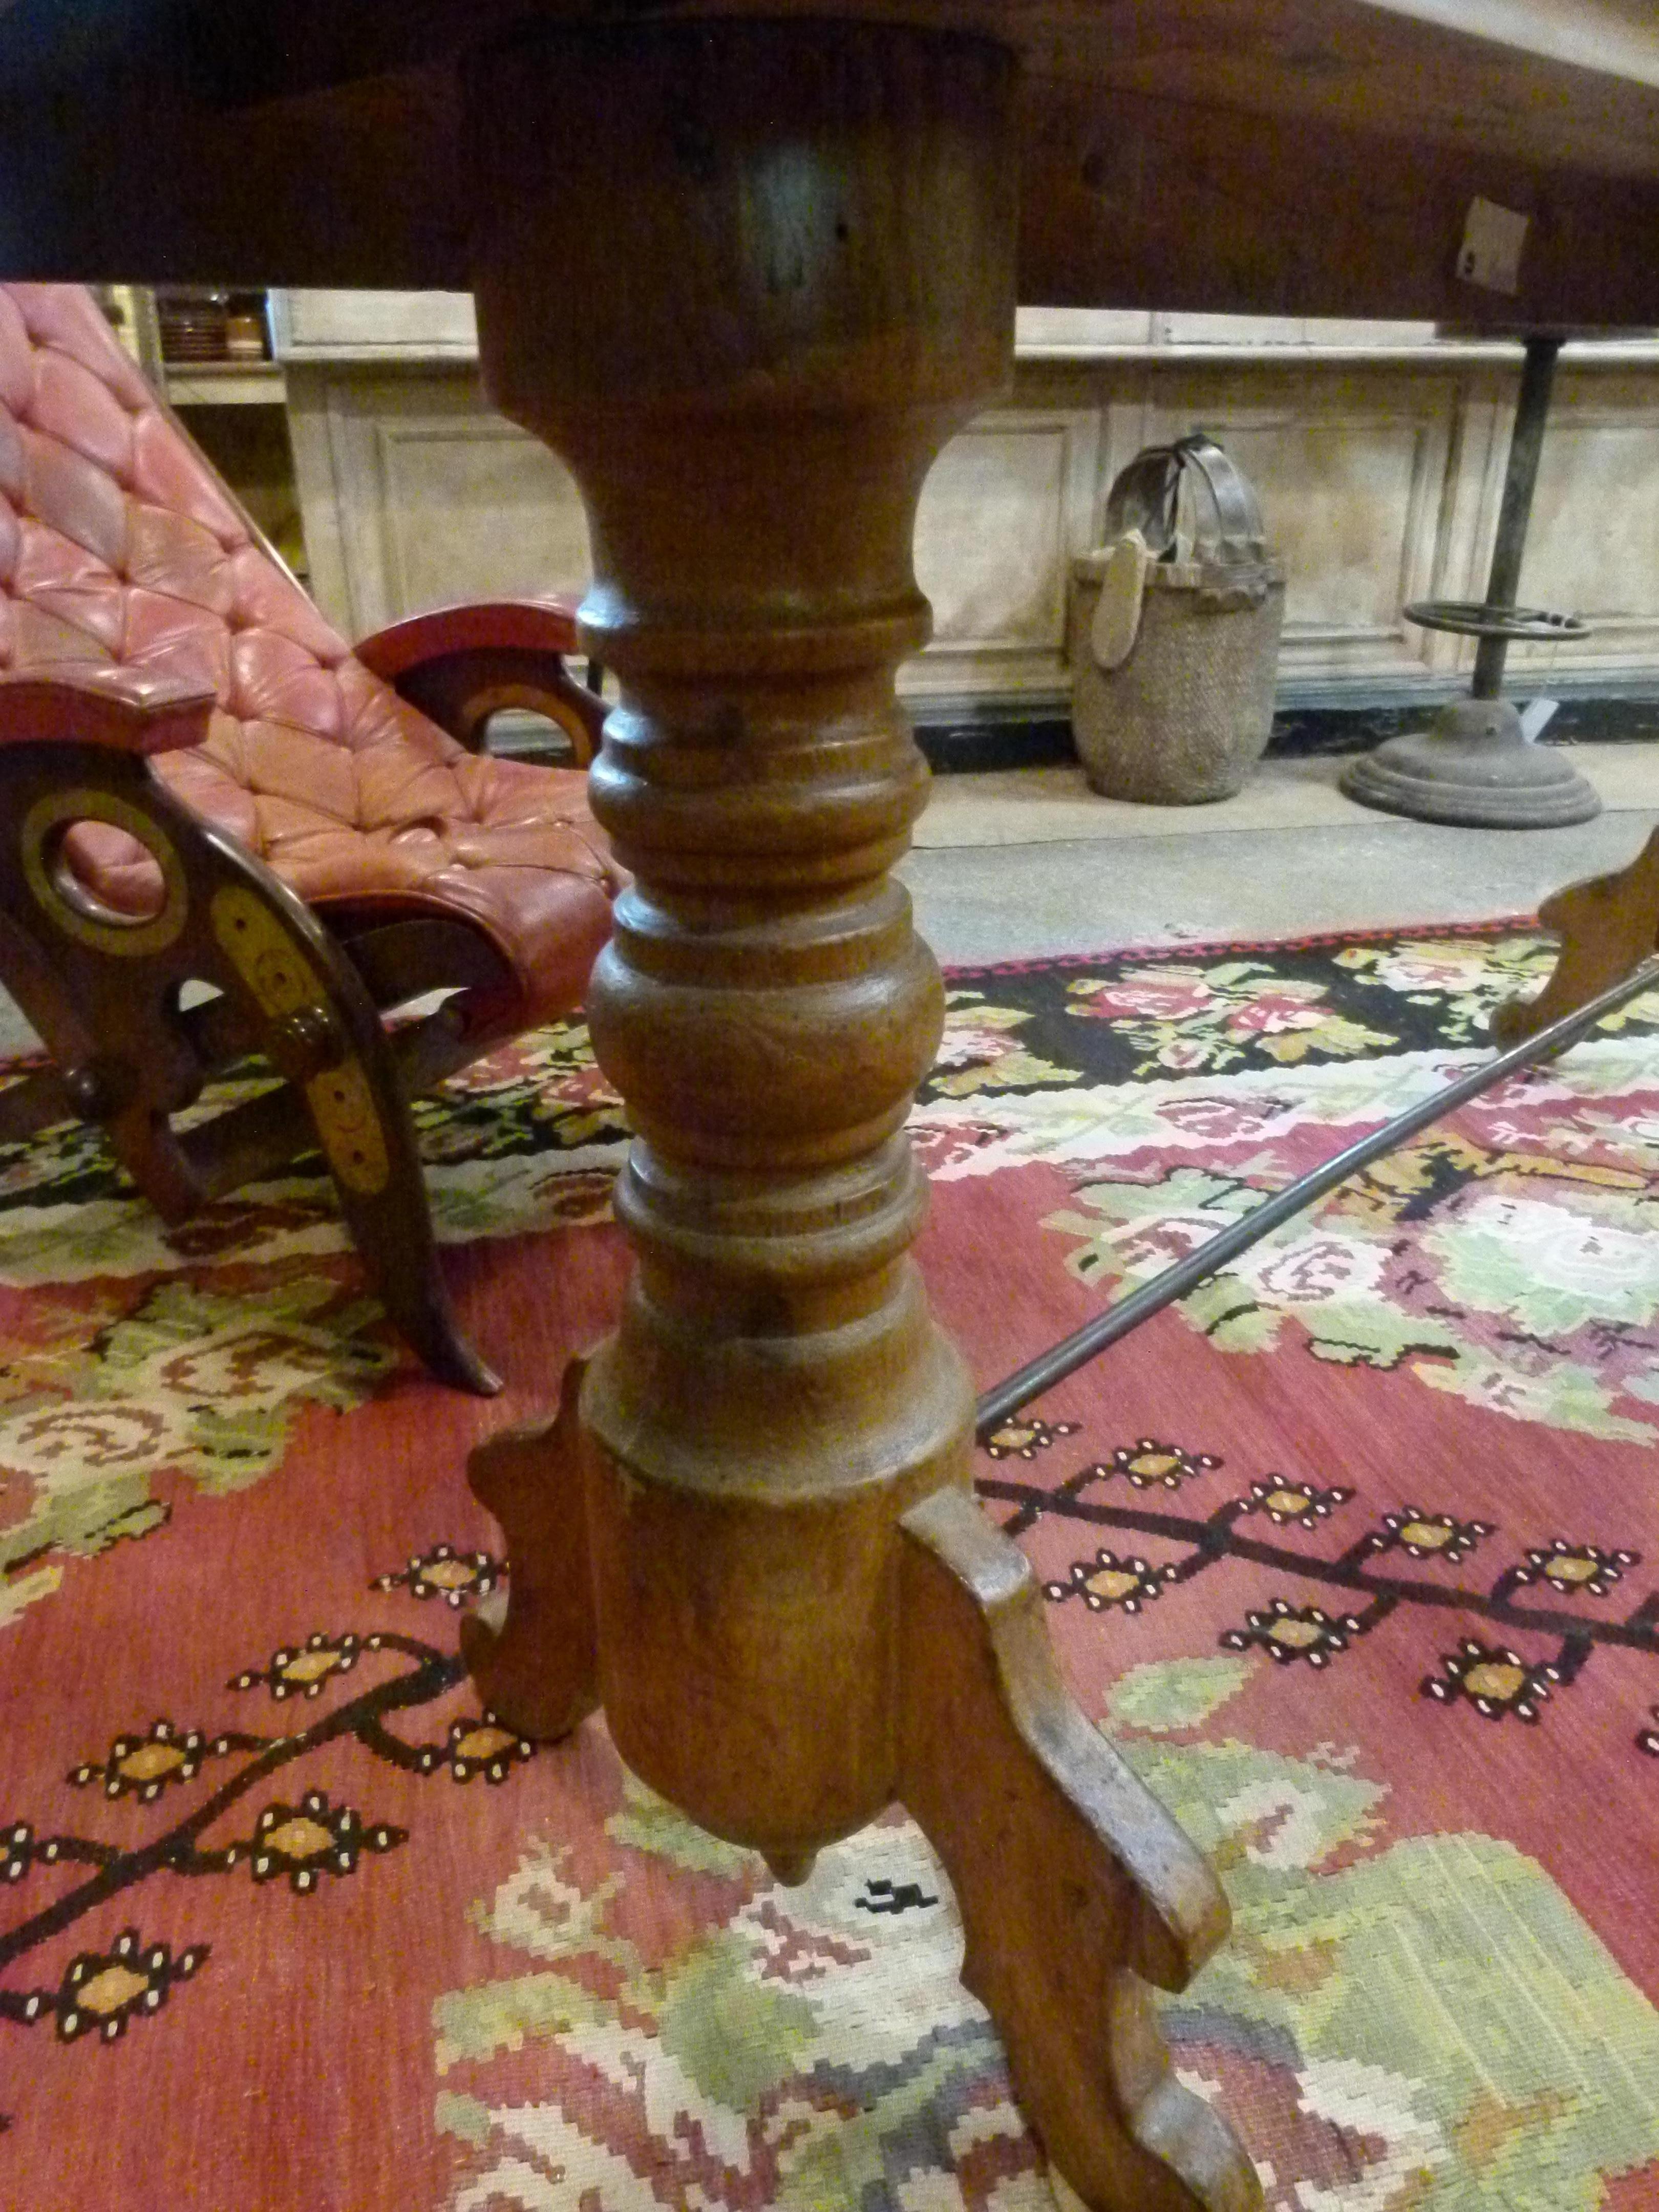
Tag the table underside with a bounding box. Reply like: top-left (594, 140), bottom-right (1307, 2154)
top-left (3, 0), bottom-right (1659, 325)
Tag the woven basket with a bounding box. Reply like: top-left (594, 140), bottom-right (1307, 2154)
top-left (1070, 435), bottom-right (1286, 804)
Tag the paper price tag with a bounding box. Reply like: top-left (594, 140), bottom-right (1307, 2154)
top-left (1458, 198), bottom-right (1529, 295)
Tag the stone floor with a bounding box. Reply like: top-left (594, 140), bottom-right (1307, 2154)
top-left (903, 743), bottom-right (1659, 965)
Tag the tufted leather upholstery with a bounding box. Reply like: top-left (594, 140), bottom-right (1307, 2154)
top-left (0, 284), bottom-right (620, 1033)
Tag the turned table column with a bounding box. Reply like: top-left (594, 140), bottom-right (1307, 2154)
top-left (460, 22), bottom-right (1258, 2210)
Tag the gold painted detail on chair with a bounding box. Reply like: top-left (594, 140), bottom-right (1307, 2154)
top-left (210, 884), bottom-right (323, 1018)
top-left (210, 886), bottom-right (390, 1198)
top-left (462, 683), bottom-right (596, 765)
top-left (304, 1061), bottom-right (389, 1197)
top-left (21, 790), bottom-right (188, 957)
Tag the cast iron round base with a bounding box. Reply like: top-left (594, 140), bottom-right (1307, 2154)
top-left (1339, 698), bottom-right (1602, 828)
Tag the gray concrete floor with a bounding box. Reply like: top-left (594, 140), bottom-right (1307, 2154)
top-left (903, 749), bottom-right (1659, 965)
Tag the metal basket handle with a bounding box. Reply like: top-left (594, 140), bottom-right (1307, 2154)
top-left (1104, 432), bottom-right (1267, 569)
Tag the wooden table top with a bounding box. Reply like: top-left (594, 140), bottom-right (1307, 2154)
top-left (2, 1), bottom-right (1658, 323)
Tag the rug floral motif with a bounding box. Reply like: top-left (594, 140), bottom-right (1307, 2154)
top-left (430, 1685), bottom-right (1659, 2212)
top-left (2, 922), bottom-right (1658, 2211)
top-left (922, 930), bottom-right (1659, 1445)
top-left (0, 1019), bottom-right (625, 1631)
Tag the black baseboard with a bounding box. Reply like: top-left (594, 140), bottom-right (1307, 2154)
top-left (495, 692), bottom-right (1659, 776)
top-left (911, 707), bottom-right (1076, 774)
top-left (911, 690), bottom-right (1659, 774)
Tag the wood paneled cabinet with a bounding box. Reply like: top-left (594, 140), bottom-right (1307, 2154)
top-left (273, 291), bottom-right (1659, 716)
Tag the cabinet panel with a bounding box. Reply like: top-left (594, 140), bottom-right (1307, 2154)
top-left (288, 369), bottom-right (590, 636)
top-left (374, 418), bottom-right (590, 618)
top-left (1512, 381), bottom-right (1659, 679)
top-left (282, 333), bottom-right (1659, 708)
top-left (908, 410), bottom-right (1099, 697)
top-left (1135, 372), bottom-right (1459, 689)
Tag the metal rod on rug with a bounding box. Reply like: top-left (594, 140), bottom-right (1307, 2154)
top-left (974, 954), bottom-right (1659, 1440)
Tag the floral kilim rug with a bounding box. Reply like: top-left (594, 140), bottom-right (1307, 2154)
top-left (3, 922), bottom-right (1659, 2211)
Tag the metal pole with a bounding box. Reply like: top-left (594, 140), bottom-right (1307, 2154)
top-left (1472, 333), bottom-right (1561, 700)
top-left (974, 954), bottom-right (1659, 1440)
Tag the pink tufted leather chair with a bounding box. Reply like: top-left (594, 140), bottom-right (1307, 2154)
top-left (0, 283), bottom-right (624, 1392)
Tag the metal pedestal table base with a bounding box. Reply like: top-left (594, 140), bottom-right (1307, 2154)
top-left (1340, 697), bottom-right (1602, 829)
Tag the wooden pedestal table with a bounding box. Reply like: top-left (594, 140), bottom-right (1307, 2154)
top-left (457, 20), bottom-right (1257, 2212)
top-left (9, 5), bottom-right (1659, 2204)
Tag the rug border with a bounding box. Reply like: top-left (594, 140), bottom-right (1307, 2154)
top-left (940, 913), bottom-right (1540, 979)
top-left (0, 920), bottom-right (1549, 1080)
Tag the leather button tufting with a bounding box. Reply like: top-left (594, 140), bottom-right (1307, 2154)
top-left (0, 280), bottom-right (621, 1035)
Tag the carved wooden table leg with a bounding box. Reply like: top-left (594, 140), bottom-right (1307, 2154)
top-left (900, 1488), bottom-right (1260, 2212)
top-left (462, 1358), bottom-right (597, 1740)
top-left (459, 22), bottom-right (1259, 2207)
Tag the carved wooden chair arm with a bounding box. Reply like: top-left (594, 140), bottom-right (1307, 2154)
top-left (353, 597), bottom-right (606, 762)
top-left (0, 665), bottom-right (215, 755)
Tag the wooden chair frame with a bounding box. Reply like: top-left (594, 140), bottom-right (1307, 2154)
top-left (0, 633), bottom-right (605, 1396)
